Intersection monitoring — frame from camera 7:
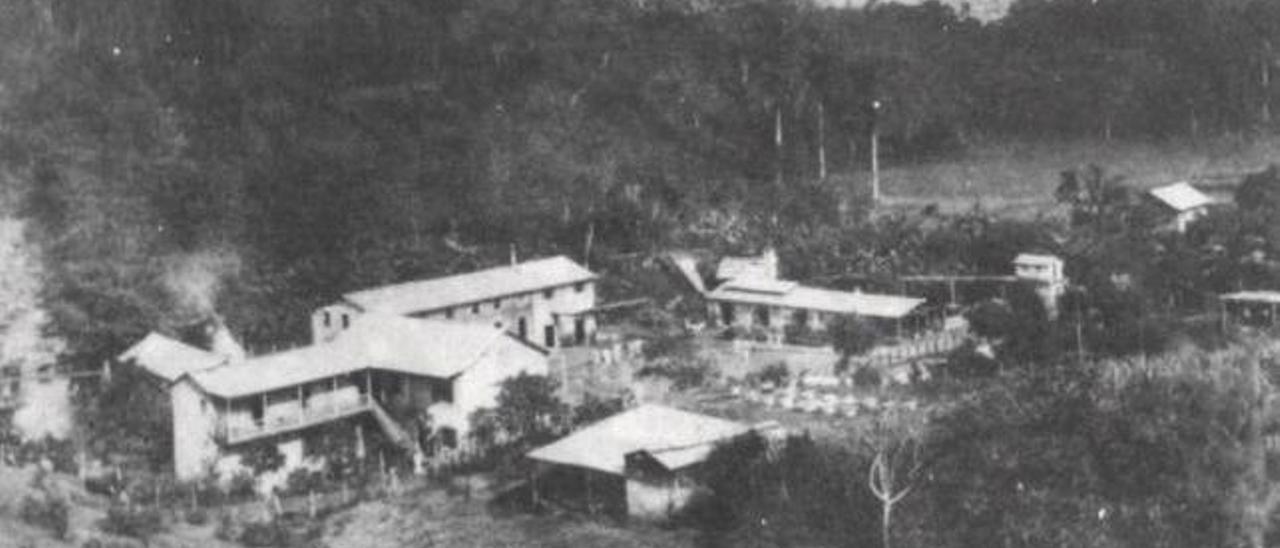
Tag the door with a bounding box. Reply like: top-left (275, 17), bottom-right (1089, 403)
top-left (720, 302), bottom-right (735, 325)
top-left (575, 318), bottom-right (586, 345)
top-left (518, 317), bottom-right (528, 340)
top-left (544, 325), bottom-right (556, 347)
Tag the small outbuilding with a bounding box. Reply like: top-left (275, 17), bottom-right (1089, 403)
top-left (525, 404), bottom-right (755, 521)
top-left (1220, 290), bottom-right (1280, 330)
top-left (1148, 182), bottom-right (1214, 233)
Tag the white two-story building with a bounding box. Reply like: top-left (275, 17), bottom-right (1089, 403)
top-left (123, 314), bottom-right (547, 482)
top-left (312, 256), bottom-right (599, 349)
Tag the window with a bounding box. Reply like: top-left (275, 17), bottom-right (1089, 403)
top-left (574, 282), bottom-right (586, 293)
top-left (754, 306), bottom-right (771, 327)
top-left (492, 298), bottom-right (502, 310)
top-left (445, 308), bottom-right (454, 319)
top-left (471, 304), bottom-right (480, 314)
top-left (544, 325), bottom-right (556, 348)
top-left (432, 381), bottom-right (453, 403)
top-left (341, 314), bottom-right (350, 329)
top-left (322, 311), bottom-right (331, 327)
top-left (518, 317), bottom-right (528, 339)
top-left (543, 288), bottom-right (555, 299)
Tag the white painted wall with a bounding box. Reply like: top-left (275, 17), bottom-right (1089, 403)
top-left (172, 379), bottom-right (220, 481)
top-left (441, 338), bottom-right (548, 436)
top-left (12, 375), bottom-right (72, 440)
top-left (625, 473), bottom-right (699, 521)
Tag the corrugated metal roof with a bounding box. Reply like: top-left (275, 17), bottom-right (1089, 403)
top-left (720, 278), bottom-right (798, 295)
top-left (1149, 182), bottom-right (1213, 212)
top-left (119, 333), bottom-right (226, 382)
top-left (1221, 290), bottom-right (1280, 304)
top-left (342, 256), bottom-right (596, 316)
top-left (706, 283), bottom-right (924, 319)
top-left (526, 404), bottom-right (751, 475)
top-left (187, 315), bottom-right (516, 398)
top-left (716, 256), bottom-right (777, 282)
top-left (1013, 253), bottom-right (1062, 266)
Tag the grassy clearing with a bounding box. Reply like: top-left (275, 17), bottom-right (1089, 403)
top-left (833, 135), bottom-right (1280, 217)
top-left (322, 477), bottom-right (700, 548)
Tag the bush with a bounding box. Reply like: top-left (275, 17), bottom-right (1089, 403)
top-left (283, 468), bottom-right (324, 497)
top-left (852, 366), bottom-right (882, 388)
top-left (227, 471), bottom-right (257, 501)
top-left (755, 362), bottom-right (790, 387)
top-left (185, 507), bottom-right (209, 526)
top-left (214, 512), bottom-right (240, 542)
top-left (636, 358), bottom-right (715, 390)
top-left (240, 520), bottom-right (286, 547)
top-left (20, 494), bottom-right (69, 539)
top-left (99, 505), bottom-right (165, 539)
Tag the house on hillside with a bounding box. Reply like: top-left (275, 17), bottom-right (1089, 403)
top-left (715, 247), bottom-right (779, 284)
top-left (705, 277), bottom-right (928, 341)
top-left (122, 314), bottom-right (547, 483)
top-left (1013, 253), bottom-right (1068, 319)
top-left (525, 404), bottom-right (777, 521)
top-left (1220, 291), bottom-right (1280, 330)
top-left (312, 256), bottom-right (599, 349)
top-left (1148, 181), bottom-right (1214, 233)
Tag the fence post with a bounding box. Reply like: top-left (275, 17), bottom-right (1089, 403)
top-left (308, 489), bottom-right (317, 519)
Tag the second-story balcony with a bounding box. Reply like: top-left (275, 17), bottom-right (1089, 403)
top-left (216, 393), bottom-right (374, 446)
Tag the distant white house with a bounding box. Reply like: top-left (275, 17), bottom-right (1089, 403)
top-left (525, 404), bottom-right (765, 521)
top-left (704, 277), bottom-right (927, 340)
top-left (121, 314), bottom-right (548, 483)
top-left (1012, 253), bottom-right (1068, 319)
top-left (715, 248), bottom-right (779, 283)
top-left (1148, 182), bottom-right (1214, 233)
top-left (312, 256), bottom-right (599, 349)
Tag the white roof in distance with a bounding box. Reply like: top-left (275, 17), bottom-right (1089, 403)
top-left (343, 256), bottom-right (597, 316)
top-left (1149, 182), bottom-right (1213, 212)
top-left (1221, 290), bottom-right (1280, 304)
top-left (119, 333), bottom-right (226, 382)
top-left (187, 314), bottom-right (524, 398)
top-left (526, 404), bottom-right (751, 475)
top-left (721, 278), bottom-right (798, 295)
top-left (1013, 253), bottom-right (1062, 266)
top-left (707, 283), bottom-right (924, 319)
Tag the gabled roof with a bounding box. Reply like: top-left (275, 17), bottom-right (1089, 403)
top-left (1149, 182), bottom-right (1213, 212)
top-left (118, 333), bottom-right (226, 382)
top-left (720, 278), bottom-right (798, 295)
top-left (1013, 253), bottom-right (1062, 267)
top-left (184, 315), bottom-right (525, 398)
top-left (342, 256), bottom-right (596, 316)
top-left (717, 257), bottom-right (776, 282)
top-left (526, 404), bottom-right (751, 475)
top-left (706, 283), bottom-right (924, 319)
top-left (1221, 290), bottom-right (1280, 304)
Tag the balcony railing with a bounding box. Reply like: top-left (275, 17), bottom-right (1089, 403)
top-left (216, 394), bottom-right (374, 445)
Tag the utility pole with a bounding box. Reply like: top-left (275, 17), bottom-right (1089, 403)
top-left (871, 100), bottom-right (882, 204)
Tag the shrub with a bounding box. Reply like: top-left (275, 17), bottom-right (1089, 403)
top-left (240, 520), bottom-right (286, 547)
top-left (214, 512), bottom-right (240, 542)
top-left (227, 471), bottom-right (257, 501)
top-left (283, 468), bottom-right (324, 497)
top-left (185, 507), bottom-right (209, 526)
top-left (852, 366), bottom-right (882, 388)
top-left (20, 494), bottom-right (69, 539)
top-left (755, 362), bottom-right (790, 387)
top-left (99, 505), bottom-right (165, 539)
top-left (636, 358), bottom-right (715, 390)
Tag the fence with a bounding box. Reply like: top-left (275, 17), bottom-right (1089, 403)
top-left (848, 328), bottom-right (968, 369)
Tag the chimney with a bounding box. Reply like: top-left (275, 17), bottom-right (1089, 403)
top-left (761, 247), bottom-right (779, 280)
top-left (208, 317), bottom-right (246, 362)
top-left (509, 243), bottom-right (518, 266)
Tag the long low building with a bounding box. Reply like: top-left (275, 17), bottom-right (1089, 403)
top-left (704, 277), bottom-right (927, 338)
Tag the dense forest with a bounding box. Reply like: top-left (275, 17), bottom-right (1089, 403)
top-left (2, 0), bottom-right (1279, 369)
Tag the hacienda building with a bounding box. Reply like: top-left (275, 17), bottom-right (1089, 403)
top-left (121, 314), bottom-right (547, 483)
top-left (312, 256), bottom-right (599, 349)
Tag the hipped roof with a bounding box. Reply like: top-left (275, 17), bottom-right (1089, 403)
top-left (118, 333), bottom-right (226, 382)
top-left (526, 404), bottom-right (751, 475)
top-left (183, 314), bottom-right (522, 398)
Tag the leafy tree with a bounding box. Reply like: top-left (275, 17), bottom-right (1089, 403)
top-left (76, 360), bottom-right (172, 470)
top-left (492, 372), bottom-right (568, 443)
top-left (239, 442), bottom-right (284, 476)
top-left (829, 314), bottom-right (881, 359)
